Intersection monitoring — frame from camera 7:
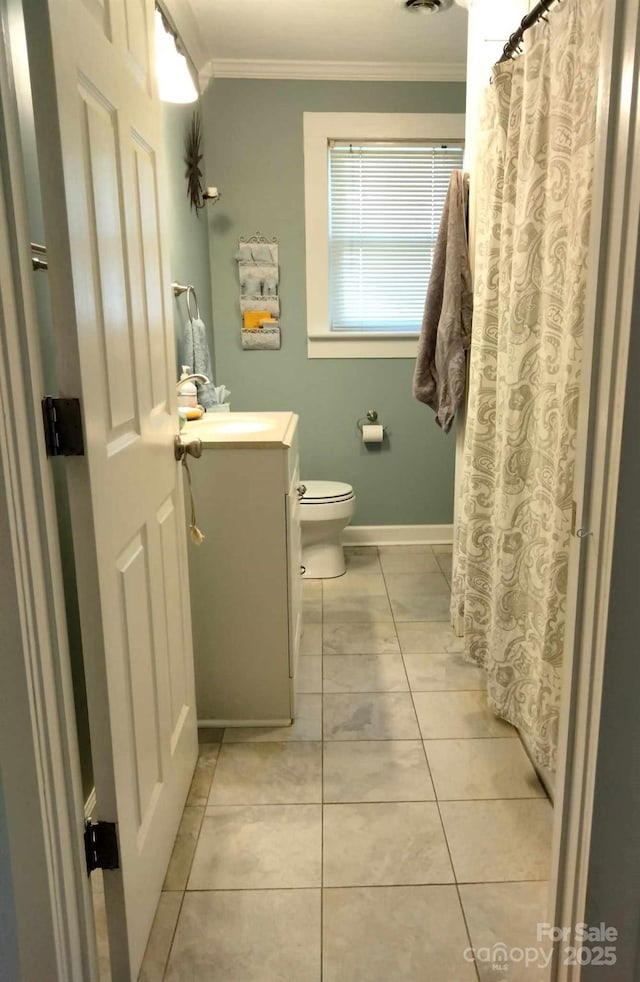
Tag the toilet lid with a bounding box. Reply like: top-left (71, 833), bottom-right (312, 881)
top-left (300, 480), bottom-right (354, 504)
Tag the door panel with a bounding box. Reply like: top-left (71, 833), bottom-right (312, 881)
top-left (131, 136), bottom-right (169, 411)
top-left (23, 0), bottom-right (198, 976)
top-left (123, 0), bottom-right (151, 91)
top-left (116, 531), bottom-right (163, 826)
top-left (79, 84), bottom-right (138, 434)
top-left (157, 495), bottom-right (190, 736)
top-left (80, 0), bottom-right (111, 38)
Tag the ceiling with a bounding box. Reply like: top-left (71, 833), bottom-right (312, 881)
top-left (169, 0), bottom-right (469, 83)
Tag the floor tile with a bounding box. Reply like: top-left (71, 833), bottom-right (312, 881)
top-left (322, 593), bottom-right (394, 623)
top-left (223, 694), bottom-right (321, 743)
top-left (379, 545), bottom-right (442, 573)
top-left (323, 622), bottom-right (400, 655)
top-left (138, 892), bottom-right (182, 982)
top-left (384, 571), bottom-right (451, 597)
top-left (440, 799), bottom-right (553, 882)
top-left (323, 693), bottom-right (420, 740)
top-left (163, 807), bottom-right (204, 891)
top-left (209, 742), bottom-right (322, 805)
top-left (188, 804), bottom-right (322, 889)
top-left (301, 622), bottom-right (322, 655)
top-left (390, 592), bottom-right (452, 622)
top-left (303, 600), bottom-right (322, 623)
top-left (323, 570), bottom-right (387, 596)
top-left (385, 571), bottom-right (452, 621)
top-left (403, 651), bottom-right (485, 690)
top-left (303, 580), bottom-right (322, 598)
top-left (344, 546), bottom-right (381, 573)
top-left (323, 741), bottom-right (435, 802)
top-left (396, 620), bottom-right (464, 654)
top-left (185, 744), bottom-right (220, 806)
top-left (323, 802), bottom-right (454, 886)
top-left (197, 727), bottom-right (224, 744)
top-left (323, 654), bottom-right (408, 693)
top-left (296, 655), bottom-right (322, 693)
top-left (460, 881), bottom-right (551, 982)
top-left (323, 885), bottom-right (476, 982)
top-left (436, 553), bottom-right (453, 578)
top-left (425, 738), bottom-right (547, 800)
top-left (302, 581), bottom-right (322, 622)
top-left (165, 889), bottom-right (321, 982)
top-left (413, 690), bottom-right (517, 740)
top-left (433, 544), bottom-right (453, 555)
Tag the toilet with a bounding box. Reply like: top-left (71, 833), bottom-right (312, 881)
top-left (300, 480), bottom-right (355, 578)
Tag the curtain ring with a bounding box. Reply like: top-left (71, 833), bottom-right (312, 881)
top-left (186, 285), bottom-right (200, 322)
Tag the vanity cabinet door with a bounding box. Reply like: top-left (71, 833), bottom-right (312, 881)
top-left (286, 460), bottom-right (303, 692)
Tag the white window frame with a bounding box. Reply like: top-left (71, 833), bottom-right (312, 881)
top-left (303, 112), bottom-right (466, 359)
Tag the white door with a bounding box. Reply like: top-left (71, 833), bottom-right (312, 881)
top-left (22, 0), bottom-right (198, 977)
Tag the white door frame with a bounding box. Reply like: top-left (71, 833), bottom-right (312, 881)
top-left (551, 0), bottom-right (640, 975)
top-left (0, 5), bottom-right (97, 979)
top-left (1, 3), bottom-right (640, 982)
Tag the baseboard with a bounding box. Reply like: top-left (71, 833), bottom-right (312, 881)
top-left (343, 524), bottom-right (453, 546)
top-left (198, 718), bottom-right (292, 728)
top-left (84, 787), bottom-right (96, 820)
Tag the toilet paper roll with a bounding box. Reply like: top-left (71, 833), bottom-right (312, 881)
top-left (362, 424), bottom-right (384, 444)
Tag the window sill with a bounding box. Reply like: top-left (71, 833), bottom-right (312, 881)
top-left (307, 333), bottom-right (420, 359)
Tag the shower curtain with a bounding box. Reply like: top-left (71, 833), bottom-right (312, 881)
top-left (451, 0), bottom-right (602, 770)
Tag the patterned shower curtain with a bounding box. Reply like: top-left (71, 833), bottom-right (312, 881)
top-left (451, 0), bottom-right (602, 771)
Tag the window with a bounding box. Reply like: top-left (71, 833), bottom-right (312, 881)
top-left (329, 142), bottom-right (465, 333)
top-left (304, 113), bottom-right (466, 358)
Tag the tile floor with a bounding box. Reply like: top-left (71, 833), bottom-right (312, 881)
top-left (135, 545), bottom-right (553, 981)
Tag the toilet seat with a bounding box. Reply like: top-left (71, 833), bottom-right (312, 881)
top-left (300, 480), bottom-right (354, 505)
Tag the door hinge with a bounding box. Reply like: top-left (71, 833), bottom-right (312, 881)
top-left (84, 820), bottom-right (120, 875)
top-left (41, 396), bottom-right (85, 457)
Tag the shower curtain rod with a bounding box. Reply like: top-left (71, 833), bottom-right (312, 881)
top-left (498, 0), bottom-right (560, 62)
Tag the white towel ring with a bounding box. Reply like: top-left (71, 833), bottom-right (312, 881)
top-left (186, 285), bottom-right (200, 322)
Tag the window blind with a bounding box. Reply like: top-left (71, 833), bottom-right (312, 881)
top-left (328, 141), bottom-right (465, 333)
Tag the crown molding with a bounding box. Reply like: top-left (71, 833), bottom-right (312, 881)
top-left (199, 58), bottom-right (467, 86)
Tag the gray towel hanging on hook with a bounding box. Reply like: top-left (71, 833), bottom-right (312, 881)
top-left (182, 286), bottom-right (217, 409)
top-left (413, 170), bottom-right (472, 433)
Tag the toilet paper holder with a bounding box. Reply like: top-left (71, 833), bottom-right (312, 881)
top-left (357, 409), bottom-right (386, 434)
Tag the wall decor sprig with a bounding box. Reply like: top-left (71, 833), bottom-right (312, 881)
top-left (184, 113), bottom-right (221, 211)
top-left (235, 234), bottom-right (281, 350)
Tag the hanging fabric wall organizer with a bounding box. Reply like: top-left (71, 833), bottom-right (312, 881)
top-left (236, 234), bottom-right (281, 350)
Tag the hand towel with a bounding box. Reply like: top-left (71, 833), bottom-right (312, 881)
top-left (413, 170), bottom-right (473, 433)
top-left (182, 316), bottom-right (217, 409)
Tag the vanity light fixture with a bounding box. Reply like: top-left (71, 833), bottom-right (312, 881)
top-left (154, 7), bottom-right (198, 104)
top-left (405, 0), bottom-right (442, 10)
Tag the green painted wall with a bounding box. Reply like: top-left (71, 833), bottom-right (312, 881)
top-left (202, 79), bottom-right (465, 526)
top-left (162, 103), bottom-right (215, 374)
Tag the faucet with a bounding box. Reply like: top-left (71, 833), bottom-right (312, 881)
top-left (176, 373), bottom-right (209, 390)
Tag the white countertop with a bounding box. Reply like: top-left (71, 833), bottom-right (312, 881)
top-left (182, 411), bottom-right (298, 449)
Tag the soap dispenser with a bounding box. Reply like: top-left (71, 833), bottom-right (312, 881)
top-left (177, 366), bottom-right (198, 409)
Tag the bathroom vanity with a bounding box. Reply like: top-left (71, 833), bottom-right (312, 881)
top-left (182, 412), bottom-right (302, 726)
